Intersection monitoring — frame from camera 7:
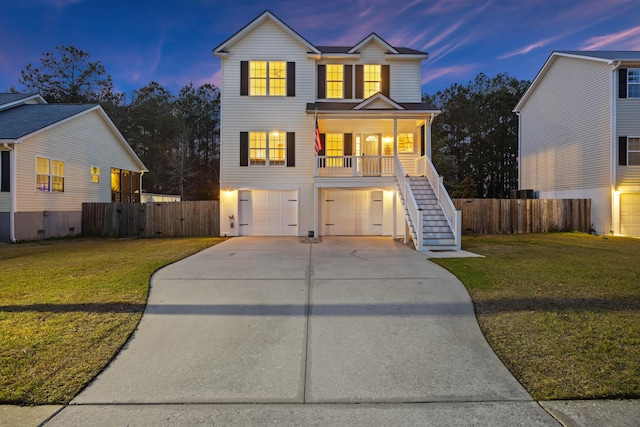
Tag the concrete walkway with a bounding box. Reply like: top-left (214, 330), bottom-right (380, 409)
top-left (45, 236), bottom-right (559, 425)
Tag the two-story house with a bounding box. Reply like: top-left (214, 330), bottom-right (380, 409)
top-left (213, 11), bottom-right (460, 251)
top-left (0, 92), bottom-right (147, 242)
top-left (514, 51), bottom-right (640, 236)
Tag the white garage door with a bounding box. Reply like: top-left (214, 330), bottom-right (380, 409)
top-left (620, 193), bottom-right (640, 236)
top-left (324, 190), bottom-right (382, 235)
top-left (238, 190), bottom-right (298, 236)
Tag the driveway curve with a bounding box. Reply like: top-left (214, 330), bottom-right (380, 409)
top-left (48, 237), bottom-right (558, 425)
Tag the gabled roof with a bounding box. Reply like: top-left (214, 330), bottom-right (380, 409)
top-left (306, 100), bottom-right (439, 113)
top-left (354, 92), bottom-right (404, 110)
top-left (514, 50), bottom-right (640, 112)
top-left (0, 104), bottom-right (95, 139)
top-left (213, 10), bottom-right (320, 56)
top-left (0, 93), bottom-right (46, 111)
top-left (213, 10), bottom-right (428, 59)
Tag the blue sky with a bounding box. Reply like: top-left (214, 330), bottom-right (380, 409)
top-left (2, 0), bottom-right (640, 100)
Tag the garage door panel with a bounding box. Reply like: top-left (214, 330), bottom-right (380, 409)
top-left (239, 190), bottom-right (298, 236)
top-left (621, 193), bottom-right (640, 236)
top-left (324, 190), bottom-right (382, 236)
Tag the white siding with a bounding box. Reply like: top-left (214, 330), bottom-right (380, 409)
top-left (388, 60), bottom-right (422, 102)
top-left (0, 193), bottom-right (8, 212)
top-left (15, 110), bottom-right (143, 212)
top-left (519, 56), bottom-right (612, 192)
top-left (616, 97), bottom-right (640, 187)
top-left (219, 18), bottom-right (316, 189)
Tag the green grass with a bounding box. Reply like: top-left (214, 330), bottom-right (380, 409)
top-left (0, 237), bottom-right (224, 405)
top-left (432, 233), bottom-right (640, 401)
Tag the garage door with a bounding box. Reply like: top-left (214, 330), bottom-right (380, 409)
top-left (621, 193), bottom-right (640, 236)
top-left (238, 190), bottom-right (298, 236)
top-left (324, 190), bottom-right (382, 235)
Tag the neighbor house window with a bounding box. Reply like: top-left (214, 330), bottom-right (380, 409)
top-left (326, 64), bottom-right (343, 99)
top-left (36, 157), bottom-right (64, 192)
top-left (398, 133), bottom-right (414, 153)
top-left (628, 69), bottom-right (640, 98)
top-left (111, 168), bottom-right (141, 202)
top-left (249, 131), bottom-right (286, 166)
top-left (628, 137), bottom-right (640, 165)
top-left (249, 61), bottom-right (286, 96)
top-left (91, 166), bottom-right (100, 183)
top-left (364, 64), bottom-right (381, 98)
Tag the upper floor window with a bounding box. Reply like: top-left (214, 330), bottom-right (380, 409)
top-left (36, 157), bottom-right (64, 192)
top-left (628, 137), bottom-right (640, 165)
top-left (250, 131), bottom-right (286, 166)
top-left (628, 69), bottom-right (640, 98)
top-left (364, 64), bottom-right (381, 98)
top-left (249, 61), bottom-right (286, 96)
top-left (326, 65), bottom-right (343, 99)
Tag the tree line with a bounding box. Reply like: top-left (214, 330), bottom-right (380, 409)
top-left (13, 46), bottom-right (220, 200)
top-left (10, 46), bottom-right (529, 200)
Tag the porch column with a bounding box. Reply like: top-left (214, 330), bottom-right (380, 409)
top-left (313, 186), bottom-right (319, 237)
top-left (426, 113), bottom-right (433, 160)
top-left (393, 119), bottom-right (398, 154)
top-left (392, 187), bottom-right (396, 240)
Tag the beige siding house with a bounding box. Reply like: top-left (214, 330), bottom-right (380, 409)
top-left (213, 11), bottom-right (460, 251)
top-left (0, 93), bottom-right (147, 242)
top-left (515, 51), bottom-right (640, 236)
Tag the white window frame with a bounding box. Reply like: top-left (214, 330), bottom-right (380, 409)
top-left (249, 131), bottom-right (286, 167)
top-left (628, 69), bottom-right (640, 98)
top-left (326, 64), bottom-right (344, 99)
top-left (628, 136), bottom-right (640, 166)
top-left (36, 157), bottom-right (64, 193)
top-left (364, 64), bottom-right (381, 98)
top-left (249, 61), bottom-right (286, 97)
top-left (91, 166), bottom-right (100, 183)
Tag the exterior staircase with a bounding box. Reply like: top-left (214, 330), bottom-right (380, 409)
top-left (399, 176), bottom-right (457, 250)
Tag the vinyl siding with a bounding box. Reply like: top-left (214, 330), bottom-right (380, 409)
top-left (219, 18), bottom-right (315, 189)
top-left (0, 193), bottom-right (8, 211)
top-left (15, 109), bottom-right (143, 212)
top-left (616, 96), bottom-right (640, 187)
top-left (519, 56), bottom-right (611, 192)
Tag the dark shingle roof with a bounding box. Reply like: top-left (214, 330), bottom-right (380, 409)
top-left (0, 93), bottom-right (35, 105)
top-left (316, 46), bottom-right (426, 55)
top-left (306, 102), bottom-right (438, 111)
top-left (556, 51), bottom-right (640, 61)
top-left (0, 104), bottom-right (96, 139)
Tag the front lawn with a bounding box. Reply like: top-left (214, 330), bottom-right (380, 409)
top-left (432, 233), bottom-right (640, 400)
top-left (0, 237), bottom-right (224, 405)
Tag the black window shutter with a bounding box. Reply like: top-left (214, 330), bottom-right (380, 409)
top-left (619, 69), bottom-right (627, 99)
top-left (344, 65), bottom-right (353, 99)
top-left (355, 65), bottom-right (364, 99)
top-left (381, 65), bottom-right (390, 97)
top-left (343, 133), bottom-right (353, 168)
top-left (420, 124), bottom-right (426, 157)
top-left (317, 65), bottom-right (326, 99)
top-left (287, 62), bottom-right (295, 97)
top-left (286, 132), bottom-right (295, 167)
top-left (319, 133), bottom-right (326, 156)
top-left (240, 132), bottom-right (249, 166)
top-left (619, 136), bottom-right (627, 166)
top-left (1, 151), bottom-right (9, 192)
top-left (240, 61), bottom-right (249, 96)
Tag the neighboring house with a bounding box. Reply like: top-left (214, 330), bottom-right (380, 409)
top-left (514, 51), bottom-right (640, 236)
top-left (0, 93), bottom-right (147, 242)
top-left (213, 11), bottom-right (460, 250)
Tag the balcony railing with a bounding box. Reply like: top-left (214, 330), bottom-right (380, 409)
top-left (315, 155), bottom-right (395, 177)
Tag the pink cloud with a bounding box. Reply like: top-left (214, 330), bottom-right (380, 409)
top-left (580, 26), bottom-right (640, 50)
top-left (423, 64), bottom-right (478, 84)
top-left (498, 35), bottom-right (561, 59)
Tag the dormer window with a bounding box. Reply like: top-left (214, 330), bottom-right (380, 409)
top-left (363, 65), bottom-right (381, 98)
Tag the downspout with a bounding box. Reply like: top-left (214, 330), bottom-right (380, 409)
top-left (3, 142), bottom-right (16, 243)
top-left (610, 60), bottom-right (621, 234)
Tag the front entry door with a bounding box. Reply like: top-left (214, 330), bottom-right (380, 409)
top-left (362, 134), bottom-right (380, 175)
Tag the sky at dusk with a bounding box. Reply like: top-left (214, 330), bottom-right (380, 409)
top-left (2, 0), bottom-right (640, 101)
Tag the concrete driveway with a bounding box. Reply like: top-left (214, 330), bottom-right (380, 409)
top-left (47, 237), bottom-right (558, 425)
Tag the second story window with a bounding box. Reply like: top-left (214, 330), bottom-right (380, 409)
top-left (628, 69), bottom-right (640, 98)
top-left (249, 61), bottom-right (286, 96)
top-left (326, 65), bottom-right (343, 99)
top-left (628, 137), bottom-right (640, 165)
top-left (249, 131), bottom-right (286, 166)
top-left (364, 65), bottom-right (381, 98)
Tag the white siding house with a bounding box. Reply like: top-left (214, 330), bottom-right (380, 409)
top-left (515, 51), bottom-right (640, 236)
top-left (0, 93), bottom-right (147, 242)
top-left (213, 11), bottom-right (461, 251)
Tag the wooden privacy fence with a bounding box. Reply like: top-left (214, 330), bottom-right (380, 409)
top-left (452, 199), bottom-right (591, 235)
top-left (82, 201), bottom-right (219, 238)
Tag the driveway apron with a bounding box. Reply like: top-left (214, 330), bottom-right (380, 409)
top-left (49, 237), bottom-right (558, 425)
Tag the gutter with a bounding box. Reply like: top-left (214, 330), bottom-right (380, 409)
top-left (3, 142), bottom-right (16, 243)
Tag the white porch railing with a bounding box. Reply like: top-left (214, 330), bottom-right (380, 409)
top-left (395, 157), bottom-right (422, 245)
top-left (315, 156), bottom-right (394, 177)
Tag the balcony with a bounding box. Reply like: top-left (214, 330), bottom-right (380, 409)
top-left (315, 155), bottom-right (394, 177)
